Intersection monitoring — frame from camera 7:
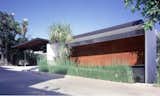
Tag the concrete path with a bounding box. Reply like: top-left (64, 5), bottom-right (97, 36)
top-left (30, 75), bottom-right (160, 96)
top-left (1, 66), bottom-right (160, 96)
top-left (0, 66), bottom-right (67, 95)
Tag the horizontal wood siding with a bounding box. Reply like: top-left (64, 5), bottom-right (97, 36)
top-left (71, 35), bottom-right (145, 66)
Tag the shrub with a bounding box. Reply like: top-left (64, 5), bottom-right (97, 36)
top-left (48, 59), bottom-right (133, 83)
top-left (37, 55), bottom-right (48, 72)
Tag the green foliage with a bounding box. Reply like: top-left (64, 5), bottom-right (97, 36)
top-left (48, 23), bottom-right (73, 59)
top-left (124, 0), bottom-right (160, 30)
top-left (37, 55), bottom-right (48, 72)
top-left (58, 43), bottom-right (71, 59)
top-left (21, 19), bottom-right (28, 41)
top-left (49, 23), bottom-right (72, 43)
top-left (0, 11), bottom-right (21, 34)
top-left (0, 11), bottom-right (29, 64)
top-left (47, 59), bottom-right (133, 83)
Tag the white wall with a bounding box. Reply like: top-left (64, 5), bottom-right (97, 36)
top-left (47, 44), bottom-right (56, 61)
top-left (145, 30), bottom-right (157, 83)
top-left (47, 43), bottom-right (60, 65)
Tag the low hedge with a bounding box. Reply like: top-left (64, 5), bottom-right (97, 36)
top-left (49, 64), bottom-right (133, 83)
top-left (38, 57), bottom-right (133, 83)
top-left (37, 56), bottom-right (49, 72)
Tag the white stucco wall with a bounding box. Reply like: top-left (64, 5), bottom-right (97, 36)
top-left (47, 44), bottom-right (56, 61)
top-left (47, 43), bottom-right (60, 62)
top-left (145, 30), bottom-right (157, 83)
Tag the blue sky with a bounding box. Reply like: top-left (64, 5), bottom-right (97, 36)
top-left (0, 0), bottom-right (143, 39)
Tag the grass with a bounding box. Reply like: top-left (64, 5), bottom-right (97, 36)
top-left (37, 56), bottom-right (133, 82)
top-left (37, 55), bottom-right (49, 72)
top-left (39, 58), bottom-right (133, 83)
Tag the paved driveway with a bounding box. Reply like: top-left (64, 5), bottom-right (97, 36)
top-left (0, 66), bottom-right (160, 96)
top-left (0, 67), bottom-right (66, 95)
top-left (30, 75), bottom-right (160, 96)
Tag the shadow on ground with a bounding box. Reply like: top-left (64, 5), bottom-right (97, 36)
top-left (0, 67), bottom-right (67, 95)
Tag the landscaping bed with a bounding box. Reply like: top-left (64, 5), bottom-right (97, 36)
top-left (49, 64), bottom-right (133, 83)
top-left (38, 57), bottom-right (133, 83)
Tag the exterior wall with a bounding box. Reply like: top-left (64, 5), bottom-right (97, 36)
top-left (47, 44), bottom-right (55, 61)
top-left (47, 43), bottom-right (61, 65)
top-left (145, 30), bottom-right (157, 83)
top-left (71, 35), bottom-right (145, 66)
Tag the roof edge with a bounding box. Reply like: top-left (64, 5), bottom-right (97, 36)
top-left (74, 19), bottom-right (144, 39)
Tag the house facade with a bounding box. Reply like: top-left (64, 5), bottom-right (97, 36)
top-left (69, 20), bottom-right (157, 83)
top-left (14, 20), bottom-right (157, 83)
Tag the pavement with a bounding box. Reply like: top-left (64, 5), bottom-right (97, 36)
top-left (0, 66), bottom-right (160, 96)
top-left (0, 66), bottom-right (67, 95)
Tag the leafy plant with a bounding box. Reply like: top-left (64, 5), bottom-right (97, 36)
top-left (124, 0), bottom-right (160, 30)
top-left (0, 11), bottom-right (29, 64)
top-left (48, 23), bottom-right (73, 60)
top-left (58, 42), bottom-right (71, 59)
top-left (37, 55), bottom-right (48, 72)
top-left (48, 59), bottom-right (133, 83)
top-left (49, 24), bottom-right (72, 43)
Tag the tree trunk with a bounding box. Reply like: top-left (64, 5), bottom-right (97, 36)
top-left (4, 42), bottom-right (8, 65)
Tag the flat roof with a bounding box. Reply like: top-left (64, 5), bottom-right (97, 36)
top-left (13, 20), bottom-right (145, 50)
top-left (69, 20), bottom-right (145, 47)
top-left (12, 38), bottom-right (49, 51)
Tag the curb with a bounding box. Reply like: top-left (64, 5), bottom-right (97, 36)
top-left (28, 70), bottom-right (66, 78)
top-left (28, 70), bottom-right (155, 88)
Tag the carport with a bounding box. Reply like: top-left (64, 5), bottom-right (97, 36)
top-left (12, 38), bottom-right (49, 65)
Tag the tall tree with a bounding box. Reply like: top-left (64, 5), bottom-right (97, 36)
top-left (0, 11), bottom-right (24, 64)
top-left (124, 0), bottom-right (160, 30)
top-left (21, 18), bottom-right (28, 42)
top-left (124, 0), bottom-right (160, 84)
top-left (49, 23), bottom-right (73, 60)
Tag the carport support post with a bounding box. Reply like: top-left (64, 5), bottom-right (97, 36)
top-left (24, 50), bottom-right (26, 67)
top-left (145, 29), bottom-right (157, 83)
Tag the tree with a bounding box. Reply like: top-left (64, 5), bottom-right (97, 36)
top-left (124, 0), bottom-right (160, 84)
top-left (0, 11), bottom-right (21, 64)
top-left (16, 18), bottom-right (28, 43)
top-left (124, 0), bottom-right (160, 30)
top-left (0, 11), bottom-right (28, 64)
top-left (49, 23), bottom-right (73, 60)
top-left (49, 24), bottom-right (72, 43)
top-left (21, 18), bottom-right (28, 42)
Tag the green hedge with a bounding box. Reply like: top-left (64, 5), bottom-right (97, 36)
top-left (38, 58), bottom-right (133, 83)
top-left (37, 56), bottom-right (48, 72)
top-left (49, 63), bottom-right (133, 83)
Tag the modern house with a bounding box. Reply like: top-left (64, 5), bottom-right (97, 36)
top-left (13, 20), bottom-right (157, 83)
top-left (69, 20), bottom-right (157, 83)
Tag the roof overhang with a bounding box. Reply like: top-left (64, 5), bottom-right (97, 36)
top-left (69, 20), bottom-right (145, 47)
top-left (12, 38), bottom-right (49, 51)
top-left (12, 20), bottom-right (145, 50)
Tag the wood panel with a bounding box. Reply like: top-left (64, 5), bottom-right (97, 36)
top-left (71, 35), bottom-right (145, 66)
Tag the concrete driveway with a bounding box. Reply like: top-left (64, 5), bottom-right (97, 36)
top-left (30, 75), bottom-right (160, 96)
top-left (0, 67), bottom-right (67, 95)
top-left (0, 66), bottom-right (160, 96)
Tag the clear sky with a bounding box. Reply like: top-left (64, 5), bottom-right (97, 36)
top-left (0, 0), bottom-right (143, 39)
